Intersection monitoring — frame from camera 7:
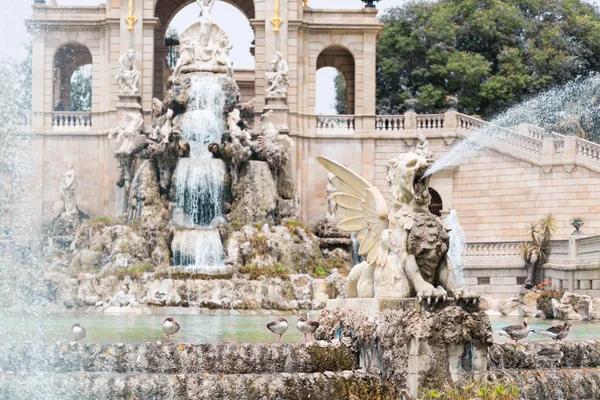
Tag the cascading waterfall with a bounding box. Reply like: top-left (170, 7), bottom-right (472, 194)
top-left (445, 209), bottom-right (466, 285)
top-left (172, 75), bottom-right (228, 273)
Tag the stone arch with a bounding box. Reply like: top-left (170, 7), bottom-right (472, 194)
top-left (317, 45), bottom-right (355, 114)
top-left (428, 188), bottom-right (443, 217)
top-left (152, 0), bottom-right (256, 99)
top-left (53, 43), bottom-right (93, 112)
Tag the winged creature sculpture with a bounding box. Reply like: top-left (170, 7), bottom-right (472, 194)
top-left (316, 152), bottom-right (479, 305)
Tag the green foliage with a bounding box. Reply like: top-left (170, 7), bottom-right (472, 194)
top-left (249, 234), bottom-right (269, 257)
top-left (377, 0), bottom-right (600, 117)
top-left (88, 216), bottom-right (119, 228)
top-left (113, 264), bottom-right (155, 280)
top-left (283, 220), bottom-right (314, 237)
top-left (421, 380), bottom-right (519, 399)
top-left (70, 65), bottom-right (92, 112)
top-left (314, 265), bottom-right (328, 277)
top-left (154, 269), bottom-right (233, 280)
top-left (333, 71), bottom-right (347, 114)
top-left (536, 280), bottom-right (565, 318)
top-left (239, 264), bottom-right (290, 280)
top-left (521, 214), bottom-right (557, 264)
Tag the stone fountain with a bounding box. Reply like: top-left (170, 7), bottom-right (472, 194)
top-left (316, 145), bottom-right (490, 397)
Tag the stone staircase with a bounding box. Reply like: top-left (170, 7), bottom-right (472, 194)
top-left (0, 342), bottom-right (398, 399)
top-left (488, 341), bottom-right (600, 399)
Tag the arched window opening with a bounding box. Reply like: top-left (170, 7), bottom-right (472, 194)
top-left (155, 0), bottom-right (255, 99)
top-left (70, 65), bottom-right (92, 112)
top-left (53, 43), bottom-right (92, 112)
top-left (316, 46), bottom-right (355, 115)
top-left (429, 188), bottom-right (443, 217)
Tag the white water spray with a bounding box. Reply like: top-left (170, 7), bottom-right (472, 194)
top-left (426, 75), bottom-right (600, 177)
top-left (445, 209), bottom-right (466, 286)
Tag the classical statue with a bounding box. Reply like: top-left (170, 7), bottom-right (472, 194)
top-left (257, 110), bottom-right (294, 151)
top-left (173, 40), bottom-right (195, 79)
top-left (415, 133), bottom-right (433, 160)
top-left (317, 152), bottom-right (480, 304)
top-left (215, 39), bottom-right (234, 78)
top-left (325, 172), bottom-right (338, 222)
top-left (116, 49), bottom-right (141, 96)
top-left (197, 0), bottom-right (217, 47)
top-left (151, 109), bottom-right (174, 144)
top-left (108, 112), bottom-right (147, 156)
top-left (227, 109), bottom-right (253, 147)
top-left (265, 51), bottom-right (289, 97)
top-left (152, 98), bottom-right (164, 122)
top-left (60, 164), bottom-right (78, 216)
top-left (177, 9), bottom-right (230, 75)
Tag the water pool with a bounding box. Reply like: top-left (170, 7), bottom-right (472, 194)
top-left (1, 313), bottom-right (599, 345)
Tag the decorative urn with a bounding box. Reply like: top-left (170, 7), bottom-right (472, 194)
top-left (404, 98), bottom-right (417, 113)
top-left (571, 218), bottom-right (584, 236)
top-left (361, 0), bottom-right (381, 8)
top-left (446, 96), bottom-right (459, 112)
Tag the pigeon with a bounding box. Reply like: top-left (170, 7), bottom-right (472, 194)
top-left (267, 317), bottom-right (289, 344)
top-left (71, 323), bottom-right (86, 342)
top-left (162, 317), bottom-right (181, 341)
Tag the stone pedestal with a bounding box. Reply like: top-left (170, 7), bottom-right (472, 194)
top-left (264, 96), bottom-right (289, 127)
top-left (116, 94), bottom-right (142, 126)
top-left (318, 299), bottom-right (491, 398)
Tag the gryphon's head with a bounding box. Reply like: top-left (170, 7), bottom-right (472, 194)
top-left (387, 152), bottom-right (431, 207)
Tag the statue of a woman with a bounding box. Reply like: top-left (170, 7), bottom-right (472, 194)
top-left (197, 0), bottom-right (217, 47)
top-left (60, 164), bottom-right (78, 216)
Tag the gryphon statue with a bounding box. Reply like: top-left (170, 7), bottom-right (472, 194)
top-left (317, 152), bottom-right (479, 304)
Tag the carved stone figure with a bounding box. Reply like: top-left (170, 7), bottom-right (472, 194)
top-left (317, 152), bottom-right (480, 304)
top-left (326, 172), bottom-right (338, 222)
top-left (152, 98), bottom-right (164, 122)
top-left (227, 109), bottom-right (253, 147)
top-left (151, 108), bottom-right (174, 144)
top-left (176, 5), bottom-right (231, 76)
top-left (172, 40), bottom-right (196, 79)
top-left (197, 0), bottom-right (217, 47)
top-left (215, 39), bottom-right (234, 78)
top-left (108, 112), bottom-right (147, 156)
top-left (60, 164), bottom-right (77, 216)
top-left (415, 133), bottom-right (433, 160)
top-left (116, 49), bottom-right (141, 96)
top-left (265, 52), bottom-right (289, 97)
top-left (257, 110), bottom-right (294, 150)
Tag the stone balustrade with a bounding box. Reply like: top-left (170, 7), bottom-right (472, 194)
top-left (375, 115), bottom-right (405, 131)
top-left (415, 114), bottom-right (445, 129)
top-left (52, 112), bottom-right (92, 132)
top-left (316, 115), bottom-right (355, 131)
top-left (465, 242), bottom-right (521, 258)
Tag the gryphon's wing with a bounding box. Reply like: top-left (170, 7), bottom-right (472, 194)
top-left (316, 156), bottom-right (389, 266)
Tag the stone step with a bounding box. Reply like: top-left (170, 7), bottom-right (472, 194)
top-left (0, 371), bottom-right (398, 400)
top-left (489, 341), bottom-right (600, 370)
top-left (0, 342), bottom-right (356, 375)
top-left (489, 368), bottom-right (600, 400)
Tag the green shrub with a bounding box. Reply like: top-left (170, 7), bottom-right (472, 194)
top-left (89, 216), bottom-right (119, 228)
top-left (283, 220), bottom-right (313, 237)
top-left (536, 280), bottom-right (564, 319)
top-left (239, 264), bottom-right (289, 280)
top-left (421, 381), bottom-right (519, 400)
top-left (113, 264), bottom-right (155, 280)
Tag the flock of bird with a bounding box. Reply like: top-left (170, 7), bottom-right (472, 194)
top-left (69, 315), bottom-right (320, 344)
top-left (498, 318), bottom-right (572, 364)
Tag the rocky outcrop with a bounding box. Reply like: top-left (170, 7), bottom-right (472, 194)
top-left (49, 272), bottom-right (331, 311)
top-left (1, 341), bottom-right (356, 374)
top-left (550, 292), bottom-right (599, 320)
top-left (224, 223), bottom-right (320, 270)
top-left (228, 161), bottom-right (278, 226)
top-left (489, 341), bottom-right (600, 370)
top-left (316, 305), bottom-right (492, 392)
top-left (0, 371), bottom-right (397, 400)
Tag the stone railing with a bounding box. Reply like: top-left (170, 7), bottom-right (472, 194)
top-left (52, 112), bottom-right (92, 131)
top-left (416, 114), bottom-right (444, 130)
top-left (577, 139), bottom-right (600, 161)
top-left (316, 115), bottom-right (355, 131)
top-left (464, 241), bottom-right (521, 258)
top-left (375, 115), bottom-right (405, 131)
top-left (457, 114), bottom-right (485, 131)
